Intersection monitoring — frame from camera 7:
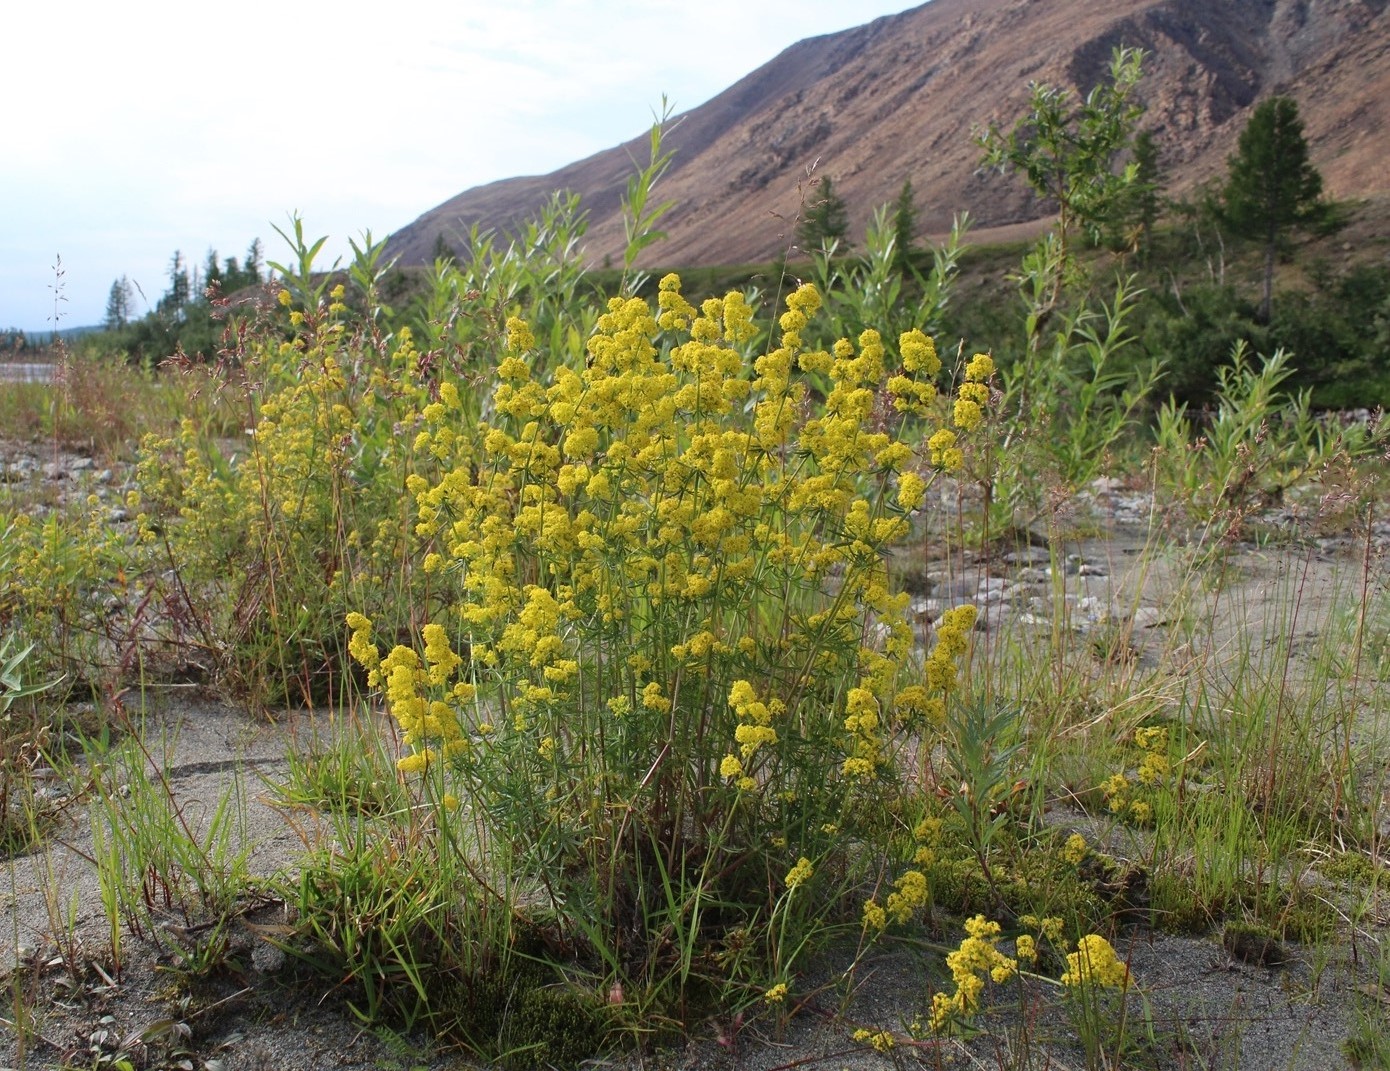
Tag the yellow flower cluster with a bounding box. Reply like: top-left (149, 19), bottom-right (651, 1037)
top-left (346, 612), bottom-right (381, 684)
top-left (925, 605), bottom-right (976, 696)
top-left (851, 1029), bottom-right (897, 1053)
top-left (2, 500), bottom-right (124, 676)
top-left (784, 857), bottom-right (814, 889)
top-left (1061, 934), bottom-right (1131, 989)
top-left (886, 328), bottom-right (941, 415)
top-left (1020, 913), bottom-right (1065, 944)
top-left (348, 612), bottom-right (474, 769)
top-left (885, 868), bottom-right (929, 924)
top-left (1134, 726), bottom-right (1171, 785)
top-left (929, 915), bottom-right (1018, 1033)
top-left (724, 680), bottom-right (779, 790)
top-left (951, 352), bottom-right (995, 433)
top-left (1100, 724), bottom-right (1172, 825)
top-left (912, 814), bottom-right (944, 867)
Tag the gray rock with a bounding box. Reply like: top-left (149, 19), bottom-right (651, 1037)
top-left (252, 940), bottom-right (287, 975)
top-left (1131, 606), bottom-right (1167, 630)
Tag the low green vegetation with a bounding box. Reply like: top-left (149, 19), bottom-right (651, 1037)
top-left (3, 47), bottom-right (1388, 1071)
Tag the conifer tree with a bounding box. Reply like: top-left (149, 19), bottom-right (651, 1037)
top-left (891, 178), bottom-right (919, 274)
top-left (1125, 130), bottom-right (1161, 259)
top-left (798, 175), bottom-right (850, 253)
top-left (203, 248), bottom-right (223, 295)
top-left (244, 238), bottom-right (264, 284)
top-left (103, 276), bottom-right (133, 329)
top-left (164, 251), bottom-right (190, 312)
top-left (1221, 96), bottom-right (1325, 322)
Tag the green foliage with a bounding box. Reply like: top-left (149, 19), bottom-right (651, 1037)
top-left (340, 249), bottom-right (992, 1029)
top-left (274, 712), bottom-right (410, 817)
top-left (1221, 96), bottom-right (1325, 321)
top-left (7, 62), bottom-right (1390, 1067)
top-left (942, 699), bottom-right (1026, 900)
top-left (407, 190), bottom-right (593, 381)
top-left (103, 276), bottom-right (134, 330)
top-left (1135, 281), bottom-right (1263, 406)
top-left (1109, 129), bottom-right (1161, 257)
top-left (988, 237), bottom-right (1161, 525)
top-left (83, 236), bottom-right (265, 363)
top-left (972, 46), bottom-right (1160, 528)
top-left (978, 46), bottom-right (1146, 255)
top-left (807, 206), bottom-right (968, 355)
top-left (161, 251), bottom-right (190, 315)
top-left (1153, 342), bottom-right (1371, 528)
top-left (86, 732), bottom-right (256, 978)
top-left (620, 96), bottom-right (678, 292)
top-left (797, 174), bottom-right (850, 253)
top-left (288, 830), bottom-right (479, 1032)
top-left (0, 634), bottom-right (62, 857)
top-left (891, 178), bottom-right (919, 275)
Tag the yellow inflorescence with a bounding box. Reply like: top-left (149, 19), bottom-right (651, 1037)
top-left (930, 915), bottom-right (1019, 1033)
top-left (340, 275), bottom-right (992, 890)
top-left (784, 857), bottom-right (814, 890)
top-left (1061, 934), bottom-right (1131, 989)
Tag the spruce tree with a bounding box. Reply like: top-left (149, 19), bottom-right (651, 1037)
top-left (1221, 96), bottom-right (1324, 322)
top-left (203, 248), bottom-right (223, 296)
top-left (244, 239), bottom-right (264, 284)
top-left (891, 178), bottom-right (919, 274)
top-left (1127, 130), bottom-right (1161, 259)
top-left (103, 276), bottom-right (133, 329)
top-left (798, 175), bottom-right (850, 253)
top-left (164, 251), bottom-right (190, 312)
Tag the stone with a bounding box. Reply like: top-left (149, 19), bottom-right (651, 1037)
top-left (1131, 607), bottom-right (1166, 630)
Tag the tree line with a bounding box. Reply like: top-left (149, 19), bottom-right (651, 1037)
top-left (96, 240), bottom-right (265, 361)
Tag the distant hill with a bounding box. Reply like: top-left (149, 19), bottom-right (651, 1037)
top-left (385, 0), bottom-right (1390, 268)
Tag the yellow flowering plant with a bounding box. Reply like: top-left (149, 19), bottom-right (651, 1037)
top-left (348, 273), bottom-right (994, 1012)
top-left (104, 205), bottom-right (605, 710)
top-left (1099, 723), bottom-right (1179, 828)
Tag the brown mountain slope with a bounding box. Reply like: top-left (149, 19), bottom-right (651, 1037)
top-left (385, 0), bottom-right (1390, 268)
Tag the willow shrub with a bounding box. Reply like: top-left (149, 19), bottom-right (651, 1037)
top-left (346, 275), bottom-right (995, 1020)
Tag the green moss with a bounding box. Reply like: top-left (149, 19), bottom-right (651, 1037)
top-left (429, 967), bottom-right (604, 1068)
top-left (925, 838), bottom-right (1117, 934)
top-left (1317, 851), bottom-right (1381, 887)
top-left (503, 984), bottom-right (603, 1068)
top-left (1274, 893), bottom-right (1339, 944)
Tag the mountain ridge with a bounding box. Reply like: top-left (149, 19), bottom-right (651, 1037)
top-left (385, 0), bottom-right (1390, 268)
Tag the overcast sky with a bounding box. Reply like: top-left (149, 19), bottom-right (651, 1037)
top-left (2, 0), bottom-right (918, 332)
